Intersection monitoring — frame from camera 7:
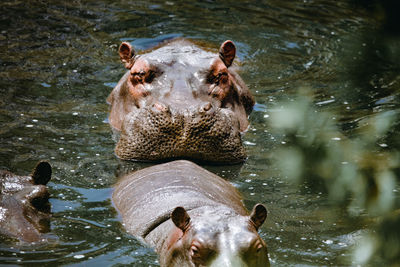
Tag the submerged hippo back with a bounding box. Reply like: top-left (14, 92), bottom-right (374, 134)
top-left (113, 160), bottom-right (247, 239)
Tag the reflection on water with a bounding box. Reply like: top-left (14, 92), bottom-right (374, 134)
top-left (0, 0), bottom-right (398, 266)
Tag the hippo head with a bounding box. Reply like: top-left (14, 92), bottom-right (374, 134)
top-left (107, 39), bottom-right (255, 164)
top-left (162, 204), bottom-right (269, 267)
top-left (0, 161), bottom-right (52, 243)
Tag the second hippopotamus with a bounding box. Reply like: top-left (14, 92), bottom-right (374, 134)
top-left (113, 160), bottom-right (270, 266)
top-left (0, 161), bottom-right (52, 243)
top-left (107, 39), bottom-right (255, 164)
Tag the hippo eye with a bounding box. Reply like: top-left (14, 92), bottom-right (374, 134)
top-left (190, 245), bottom-right (200, 257)
top-left (256, 242), bottom-right (263, 253)
top-left (132, 71), bottom-right (146, 83)
top-left (209, 72), bottom-right (228, 86)
top-left (216, 72), bottom-right (228, 84)
top-left (207, 70), bottom-right (228, 85)
top-left (250, 239), bottom-right (264, 254)
top-left (132, 70), bottom-right (157, 84)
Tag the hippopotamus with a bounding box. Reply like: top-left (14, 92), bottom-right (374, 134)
top-left (0, 161), bottom-right (52, 243)
top-left (113, 160), bottom-right (269, 266)
top-left (107, 39), bottom-right (255, 164)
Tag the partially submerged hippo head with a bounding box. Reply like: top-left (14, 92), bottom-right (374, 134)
top-left (0, 161), bottom-right (52, 243)
top-left (163, 204), bottom-right (269, 267)
top-left (113, 160), bottom-right (270, 266)
top-left (107, 39), bottom-right (255, 164)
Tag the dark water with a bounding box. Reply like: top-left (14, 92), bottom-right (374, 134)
top-left (0, 0), bottom-right (398, 266)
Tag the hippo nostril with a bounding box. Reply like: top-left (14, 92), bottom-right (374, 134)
top-left (200, 102), bottom-right (212, 113)
top-left (152, 102), bottom-right (169, 112)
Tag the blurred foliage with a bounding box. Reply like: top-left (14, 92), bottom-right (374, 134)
top-left (269, 88), bottom-right (399, 214)
top-left (267, 88), bottom-right (400, 265)
top-left (351, 0), bottom-right (400, 35)
top-left (266, 1), bottom-right (400, 264)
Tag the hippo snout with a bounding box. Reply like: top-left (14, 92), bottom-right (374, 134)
top-left (115, 103), bottom-right (246, 163)
top-left (199, 102), bottom-right (213, 113)
top-left (209, 255), bottom-right (247, 267)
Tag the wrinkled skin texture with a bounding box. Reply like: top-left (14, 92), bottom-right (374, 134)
top-left (107, 39), bottom-right (255, 164)
top-left (0, 161), bottom-right (52, 243)
top-left (113, 160), bottom-right (269, 266)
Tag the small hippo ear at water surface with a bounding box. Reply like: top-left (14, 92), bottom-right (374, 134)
top-left (31, 161), bottom-right (52, 185)
top-left (219, 40), bottom-right (236, 67)
top-left (249, 204), bottom-right (268, 230)
top-left (171, 206), bottom-right (191, 232)
top-left (119, 42), bottom-right (136, 69)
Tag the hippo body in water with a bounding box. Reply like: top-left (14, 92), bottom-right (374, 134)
top-left (0, 161), bottom-right (52, 243)
top-left (113, 160), bottom-right (269, 266)
top-left (107, 39), bottom-right (254, 164)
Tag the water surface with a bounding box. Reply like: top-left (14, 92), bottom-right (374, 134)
top-left (0, 0), bottom-right (397, 266)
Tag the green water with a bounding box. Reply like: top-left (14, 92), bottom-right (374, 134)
top-left (1, 0), bottom-right (398, 266)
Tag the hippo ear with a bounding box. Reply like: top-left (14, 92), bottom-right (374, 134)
top-left (249, 204), bottom-right (267, 230)
top-left (119, 42), bottom-right (136, 69)
top-left (171, 207), bottom-right (191, 232)
top-left (219, 40), bottom-right (236, 67)
top-left (32, 161), bottom-right (52, 185)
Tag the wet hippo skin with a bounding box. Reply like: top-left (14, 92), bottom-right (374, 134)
top-left (0, 161), bottom-right (52, 243)
top-left (113, 160), bottom-right (270, 266)
top-left (107, 39), bottom-right (255, 164)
